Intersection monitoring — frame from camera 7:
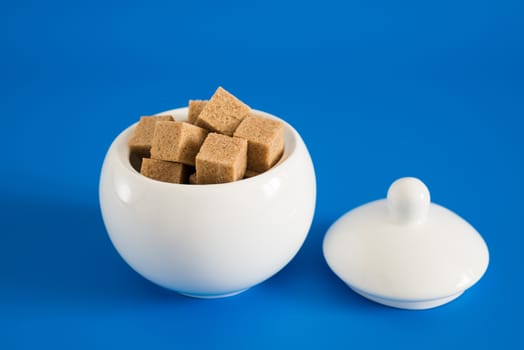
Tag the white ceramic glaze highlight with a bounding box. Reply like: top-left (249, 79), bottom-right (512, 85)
top-left (99, 108), bottom-right (316, 298)
top-left (323, 177), bottom-right (489, 310)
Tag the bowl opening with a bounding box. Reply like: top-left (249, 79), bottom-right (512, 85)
top-left (112, 108), bottom-right (299, 188)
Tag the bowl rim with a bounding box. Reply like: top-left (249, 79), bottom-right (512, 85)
top-left (106, 107), bottom-right (302, 190)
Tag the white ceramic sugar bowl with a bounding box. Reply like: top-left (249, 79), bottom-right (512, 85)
top-left (323, 177), bottom-right (489, 309)
top-left (99, 108), bottom-right (316, 298)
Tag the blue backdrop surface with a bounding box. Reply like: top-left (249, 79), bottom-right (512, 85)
top-left (1, 0), bottom-right (523, 349)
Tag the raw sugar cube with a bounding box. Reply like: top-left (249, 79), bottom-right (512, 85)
top-left (196, 87), bottom-right (250, 136)
top-left (140, 158), bottom-right (189, 184)
top-left (150, 121), bottom-right (208, 166)
top-left (128, 115), bottom-right (174, 157)
top-left (188, 100), bottom-right (207, 124)
top-left (234, 114), bottom-right (284, 172)
top-left (195, 133), bottom-right (247, 184)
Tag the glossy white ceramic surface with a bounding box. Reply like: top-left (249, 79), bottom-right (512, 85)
top-left (99, 108), bottom-right (316, 298)
top-left (323, 177), bottom-right (489, 310)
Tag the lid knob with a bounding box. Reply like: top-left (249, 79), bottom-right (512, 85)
top-left (387, 177), bottom-right (430, 225)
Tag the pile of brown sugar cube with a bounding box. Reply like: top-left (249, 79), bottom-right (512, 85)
top-left (128, 87), bottom-right (285, 184)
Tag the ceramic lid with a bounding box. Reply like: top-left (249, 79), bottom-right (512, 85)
top-left (323, 177), bottom-right (489, 303)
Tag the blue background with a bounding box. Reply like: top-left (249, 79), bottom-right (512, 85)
top-left (1, 0), bottom-right (523, 348)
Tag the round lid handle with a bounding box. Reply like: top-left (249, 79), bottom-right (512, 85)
top-left (387, 177), bottom-right (431, 225)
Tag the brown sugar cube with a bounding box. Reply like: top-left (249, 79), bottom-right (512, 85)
top-left (195, 87), bottom-right (250, 136)
top-left (150, 121), bottom-right (208, 166)
top-left (233, 114), bottom-right (285, 172)
top-left (128, 115), bottom-right (174, 157)
top-left (140, 158), bottom-right (189, 184)
top-left (195, 133), bottom-right (247, 184)
top-left (189, 173), bottom-right (197, 184)
top-left (188, 100), bottom-right (207, 124)
top-left (243, 169), bottom-right (260, 179)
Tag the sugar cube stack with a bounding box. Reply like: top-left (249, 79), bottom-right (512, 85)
top-left (128, 87), bottom-right (284, 184)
